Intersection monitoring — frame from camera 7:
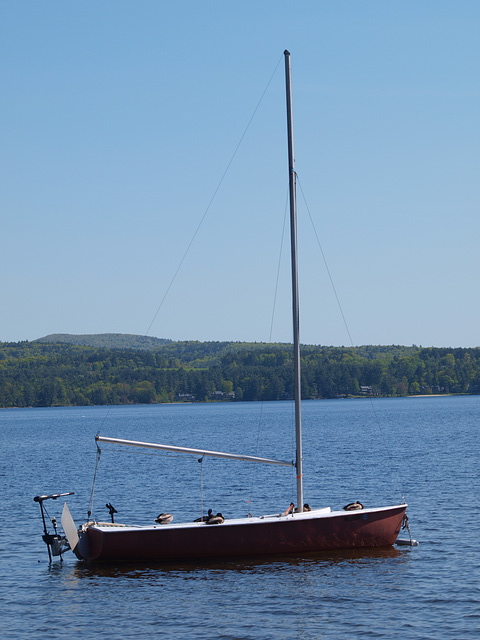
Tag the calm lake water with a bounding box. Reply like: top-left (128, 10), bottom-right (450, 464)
top-left (1, 396), bottom-right (478, 639)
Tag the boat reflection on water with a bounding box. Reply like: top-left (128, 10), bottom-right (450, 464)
top-left (69, 546), bottom-right (408, 580)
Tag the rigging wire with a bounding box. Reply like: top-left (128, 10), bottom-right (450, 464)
top-left (198, 456), bottom-right (204, 520)
top-left (296, 173), bottom-right (406, 499)
top-left (88, 442), bottom-right (273, 520)
top-left (268, 189), bottom-right (290, 346)
top-left (87, 439), bottom-right (102, 520)
top-left (296, 175), bottom-right (354, 347)
top-left (246, 188), bottom-right (291, 512)
top-left (145, 53), bottom-right (284, 337)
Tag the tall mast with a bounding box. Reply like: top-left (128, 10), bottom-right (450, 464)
top-left (284, 50), bottom-right (303, 512)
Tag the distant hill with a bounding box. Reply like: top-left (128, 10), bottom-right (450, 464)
top-left (36, 333), bottom-right (172, 350)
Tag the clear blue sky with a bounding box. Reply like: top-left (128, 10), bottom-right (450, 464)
top-left (1, 1), bottom-right (479, 347)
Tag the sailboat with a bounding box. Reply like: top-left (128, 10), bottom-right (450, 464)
top-left (56, 51), bottom-right (407, 563)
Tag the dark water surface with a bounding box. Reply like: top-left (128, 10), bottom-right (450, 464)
top-left (1, 397), bottom-right (478, 639)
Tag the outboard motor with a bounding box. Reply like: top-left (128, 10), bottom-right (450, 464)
top-left (33, 492), bottom-right (75, 561)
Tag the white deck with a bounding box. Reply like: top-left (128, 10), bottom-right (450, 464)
top-left (86, 504), bottom-right (406, 533)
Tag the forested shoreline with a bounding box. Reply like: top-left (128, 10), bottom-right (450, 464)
top-left (2, 337), bottom-right (480, 408)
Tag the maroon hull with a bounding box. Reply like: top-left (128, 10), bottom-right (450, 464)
top-left (78, 505), bottom-right (406, 563)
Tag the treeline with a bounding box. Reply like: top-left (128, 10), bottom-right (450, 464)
top-left (1, 339), bottom-right (480, 408)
